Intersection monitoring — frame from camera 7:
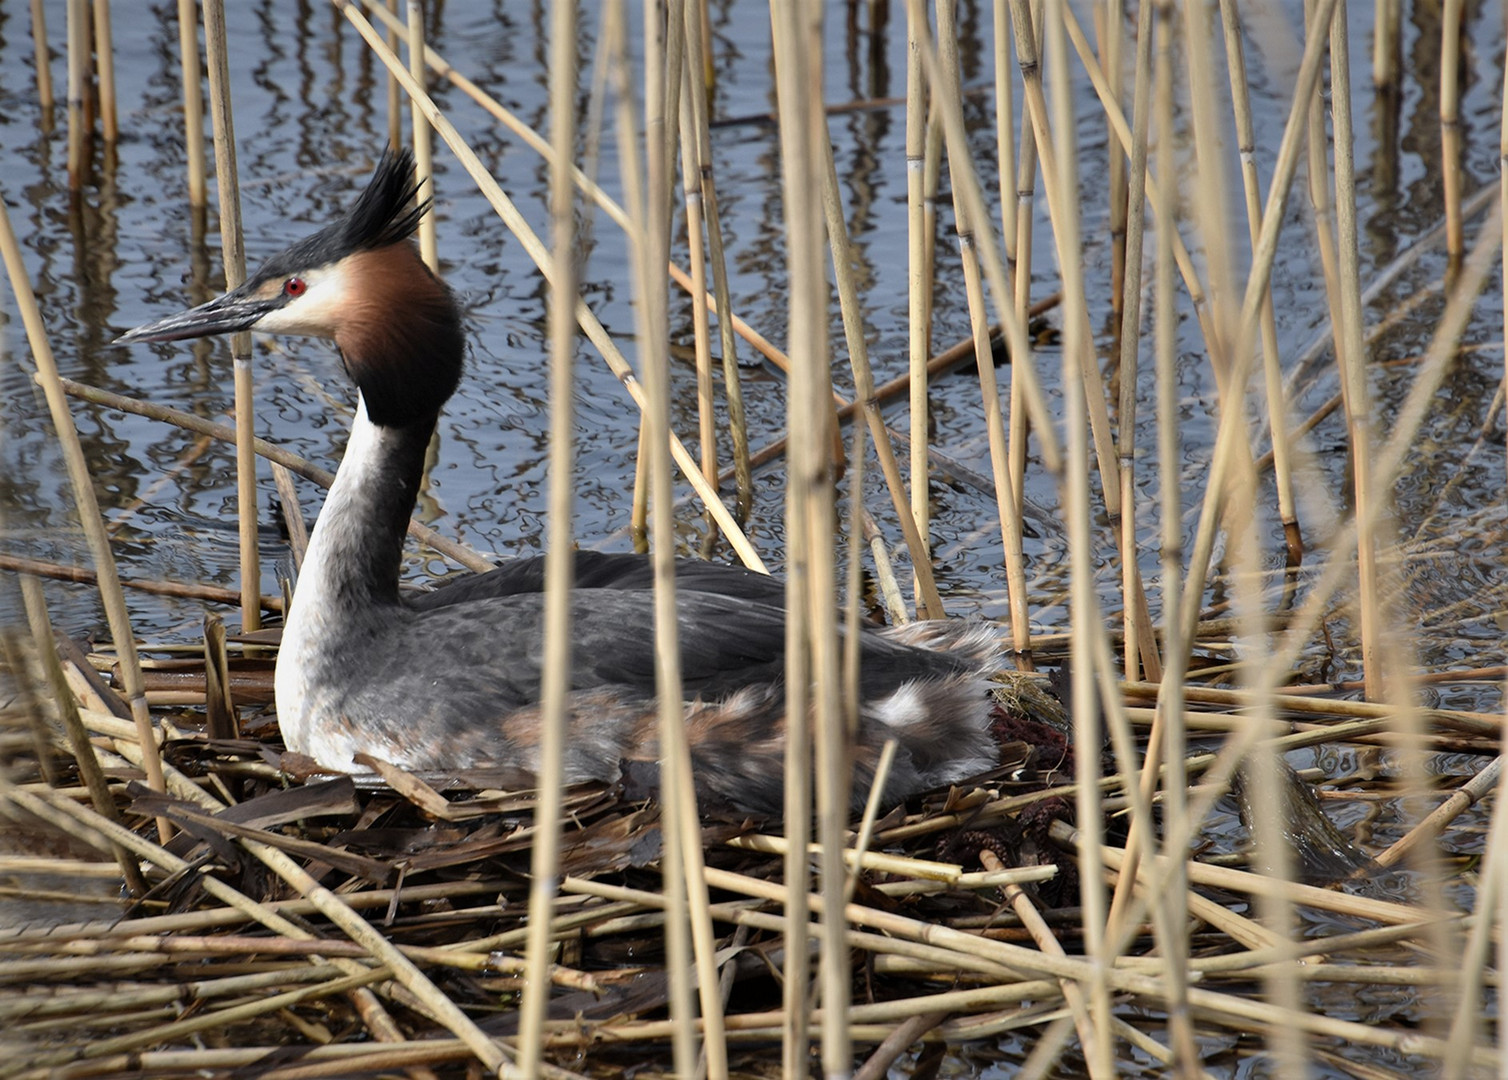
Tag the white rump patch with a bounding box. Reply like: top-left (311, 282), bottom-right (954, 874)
top-left (873, 682), bottom-right (927, 729)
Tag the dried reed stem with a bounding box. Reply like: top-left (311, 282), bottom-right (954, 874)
top-left (1324, 0), bottom-right (1383, 700)
top-left (611, 2), bottom-right (705, 1073)
top-left (1440, 0), bottom-right (1465, 263)
top-left (407, 0), bottom-right (437, 272)
top-left (1041, 4), bottom-right (1112, 1071)
top-left (173, 0), bottom-right (204, 205)
top-left (766, 1), bottom-right (835, 1068)
top-left (200, 0), bottom-right (261, 636)
top-left (819, 125), bottom-right (944, 619)
top-left (385, 0), bottom-right (401, 144)
top-left (905, 0), bottom-right (932, 579)
top-left (1218, 0), bottom-right (1301, 563)
top-left (676, 52), bottom-right (719, 537)
top-left (516, 0), bottom-right (583, 1071)
top-left (935, 0), bottom-right (1032, 652)
top-left (89, 0), bottom-right (114, 141)
top-left (64, 0), bottom-right (89, 187)
top-left (28, 0), bottom-right (54, 112)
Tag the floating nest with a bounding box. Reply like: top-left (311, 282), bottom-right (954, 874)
top-left (2, 635), bottom-right (1498, 1079)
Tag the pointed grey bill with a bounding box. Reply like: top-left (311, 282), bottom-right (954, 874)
top-left (115, 286), bottom-right (279, 345)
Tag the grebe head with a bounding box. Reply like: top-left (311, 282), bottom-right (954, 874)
top-left (117, 148), bottom-right (464, 427)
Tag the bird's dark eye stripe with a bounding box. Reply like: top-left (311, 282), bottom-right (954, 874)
top-left (284, 277), bottom-right (307, 297)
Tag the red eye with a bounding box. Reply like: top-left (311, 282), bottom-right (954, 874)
top-left (283, 277), bottom-right (307, 297)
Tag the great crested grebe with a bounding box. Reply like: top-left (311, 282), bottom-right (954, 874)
top-left (117, 149), bottom-right (1001, 814)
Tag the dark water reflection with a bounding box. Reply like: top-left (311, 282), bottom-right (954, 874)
top-left (2, 0), bottom-right (1506, 1073)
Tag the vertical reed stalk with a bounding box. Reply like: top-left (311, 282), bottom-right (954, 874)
top-left (771, 4), bottom-right (848, 1069)
top-left (1326, 3), bottom-right (1381, 698)
top-left (29, 0), bottom-right (54, 113)
top-left (406, 0), bottom-right (437, 272)
top-left (631, 423), bottom-right (650, 542)
top-left (1007, 4), bottom-right (1039, 517)
top-left (0, 196), bottom-right (167, 834)
top-left (385, 0), bottom-right (401, 147)
top-left (766, 4), bottom-right (818, 1070)
top-left (676, 59), bottom-right (719, 534)
top-left (1373, 0), bottom-right (1400, 87)
top-left (908, 0), bottom-right (1063, 485)
top-left (1008, 0), bottom-right (1123, 522)
top-left (201, 0), bottom-right (261, 636)
top-left (515, 0), bottom-right (581, 1072)
top-left (1113, 0), bottom-right (1154, 682)
top-left (1440, 0), bottom-right (1464, 265)
top-left (1218, 0), bottom-right (1302, 564)
top-left (90, 0), bottom-right (115, 141)
top-left (905, 4), bottom-right (931, 577)
top-left (1222, 0), bottom-right (1310, 1020)
top-left (818, 131), bottom-right (943, 620)
top-left (1147, 6), bottom-right (1197, 1066)
top-left (174, 0), bottom-right (205, 207)
top-left (933, 0), bottom-right (1033, 655)
top-left (1042, 3), bottom-right (1112, 1070)
top-left (65, 0), bottom-right (89, 188)
top-left (656, 9), bottom-right (733, 1069)
top-left (1098, 0), bottom-right (1126, 328)
top-left (614, 3), bottom-right (706, 1073)
top-left (681, 0), bottom-right (751, 519)
top-left (993, 0), bottom-right (1016, 250)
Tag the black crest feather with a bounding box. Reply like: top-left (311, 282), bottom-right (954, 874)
top-left (337, 147), bottom-right (427, 252)
top-left (249, 148), bottom-right (426, 287)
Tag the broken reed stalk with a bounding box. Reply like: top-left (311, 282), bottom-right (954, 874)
top-left (0, 550), bottom-right (280, 613)
top-left (0, 192), bottom-right (168, 833)
top-left (335, 0), bottom-right (767, 573)
top-left (15, 576), bottom-right (146, 893)
top-left (514, 0), bottom-right (582, 1072)
top-left (57, 375), bottom-right (492, 572)
top-left (102, 739), bottom-right (512, 1072)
